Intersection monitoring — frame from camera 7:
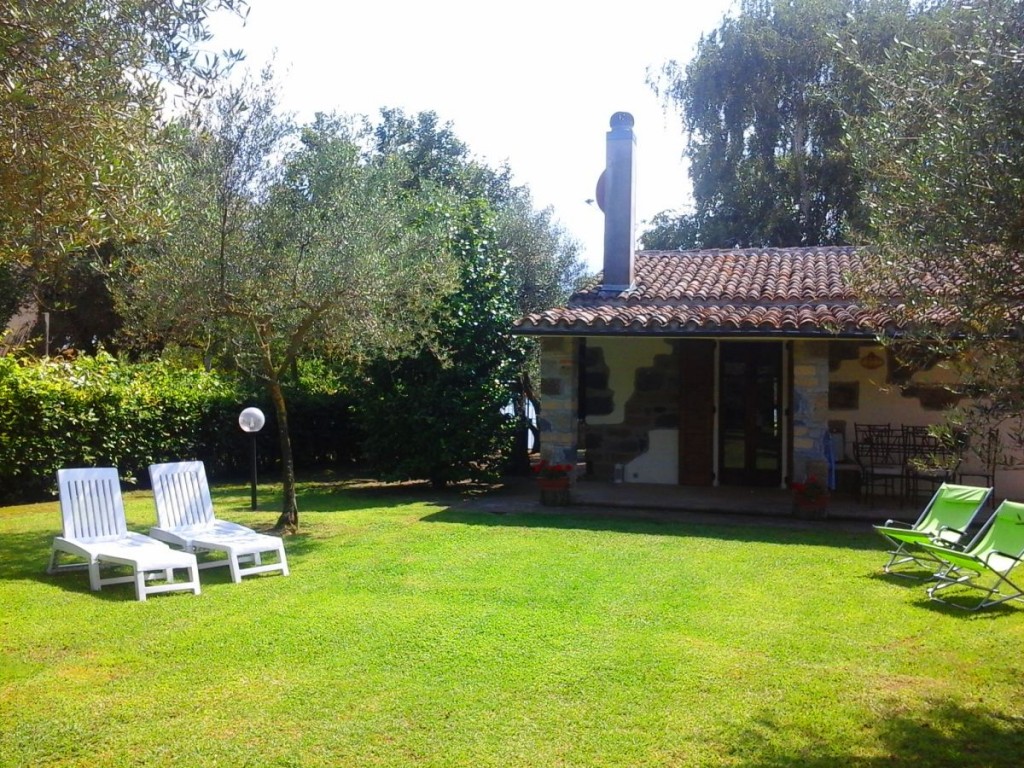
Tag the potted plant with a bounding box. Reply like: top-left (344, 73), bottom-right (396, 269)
top-left (791, 476), bottom-right (828, 519)
top-left (533, 460), bottom-right (574, 506)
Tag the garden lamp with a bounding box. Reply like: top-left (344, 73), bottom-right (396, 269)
top-left (238, 407), bottom-right (266, 510)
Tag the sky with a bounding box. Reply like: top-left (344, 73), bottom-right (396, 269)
top-left (207, 0), bottom-right (738, 271)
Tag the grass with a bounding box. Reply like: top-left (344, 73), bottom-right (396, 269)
top-left (2, 478), bottom-right (1024, 767)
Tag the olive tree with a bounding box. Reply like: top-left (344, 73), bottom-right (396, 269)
top-left (0, 0), bottom-right (246, 307)
top-left (846, 0), bottom-right (1024, 466)
top-left (119, 78), bottom-right (456, 531)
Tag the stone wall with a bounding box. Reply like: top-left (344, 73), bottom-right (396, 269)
top-left (538, 337), bottom-right (579, 469)
top-left (791, 341), bottom-right (830, 482)
top-left (583, 339), bottom-right (682, 481)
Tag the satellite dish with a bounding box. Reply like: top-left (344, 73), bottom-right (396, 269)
top-left (595, 170), bottom-right (607, 213)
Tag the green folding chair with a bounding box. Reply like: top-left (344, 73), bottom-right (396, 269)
top-left (921, 500), bottom-right (1024, 611)
top-left (874, 483), bottom-right (992, 578)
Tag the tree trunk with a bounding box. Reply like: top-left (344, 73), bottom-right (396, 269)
top-left (792, 94), bottom-right (812, 242)
top-left (267, 376), bottom-right (300, 533)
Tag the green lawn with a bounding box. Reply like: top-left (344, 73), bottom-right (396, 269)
top-left (2, 479), bottom-right (1023, 767)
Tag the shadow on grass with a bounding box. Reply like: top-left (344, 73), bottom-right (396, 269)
top-left (0, 522), bottom-right (188, 599)
top-left (735, 700), bottom-right (1024, 767)
top-left (420, 505), bottom-right (884, 551)
top-left (0, 532), bottom-right (179, 602)
top-left (208, 476), bottom-right (463, 515)
top-left (0, 526), bottom-right (317, 599)
top-left (909, 591), bottom-right (1024, 617)
top-left (0, 530), bottom-right (58, 582)
top-left (866, 569), bottom-right (1024, 616)
top-left (1, 474), bottom-right (438, 593)
top-left (864, 570), bottom-right (938, 588)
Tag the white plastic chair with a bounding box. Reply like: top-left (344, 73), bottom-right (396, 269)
top-left (148, 461), bottom-right (289, 583)
top-left (48, 467), bottom-right (201, 601)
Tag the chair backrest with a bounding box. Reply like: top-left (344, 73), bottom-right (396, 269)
top-left (149, 461), bottom-right (215, 530)
top-left (903, 425), bottom-right (961, 474)
top-left (915, 483), bottom-right (992, 534)
top-left (854, 424), bottom-right (901, 466)
top-left (965, 500), bottom-right (1024, 561)
top-left (57, 467), bottom-right (128, 542)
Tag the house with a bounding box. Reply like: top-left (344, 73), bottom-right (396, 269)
top-left (513, 112), bottom-right (1022, 502)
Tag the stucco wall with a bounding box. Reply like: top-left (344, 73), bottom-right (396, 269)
top-left (826, 342), bottom-right (1024, 501)
top-left (825, 344), bottom-right (952, 460)
top-left (585, 338), bottom-right (674, 426)
top-left (582, 338), bottom-right (680, 482)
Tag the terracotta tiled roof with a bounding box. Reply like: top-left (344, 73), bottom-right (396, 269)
top-left (514, 246), bottom-right (943, 337)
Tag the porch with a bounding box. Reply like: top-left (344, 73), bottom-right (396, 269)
top-left (468, 474), bottom-right (918, 529)
top-left (570, 478), bottom-right (908, 525)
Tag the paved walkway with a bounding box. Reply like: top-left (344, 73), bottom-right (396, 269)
top-left (454, 476), bottom-right (913, 533)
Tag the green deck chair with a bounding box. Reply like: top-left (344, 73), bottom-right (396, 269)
top-left (921, 500), bottom-right (1024, 611)
top-left (874, 483), bottom-right (992, 578)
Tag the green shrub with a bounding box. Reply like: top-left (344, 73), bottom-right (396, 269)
top-left (0, 354), bottom-right (238, 502)
top-left (0, 353), bottom-right (367, 503)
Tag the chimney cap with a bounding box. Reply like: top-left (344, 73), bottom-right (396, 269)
top-left (609, 112), bottom-right (635, 130)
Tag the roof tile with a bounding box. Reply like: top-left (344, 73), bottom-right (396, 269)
top-left (515, 247), bottom-right (922, 336)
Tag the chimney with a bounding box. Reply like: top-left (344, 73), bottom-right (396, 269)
top-left (600, 111), bottom-right (636, 291)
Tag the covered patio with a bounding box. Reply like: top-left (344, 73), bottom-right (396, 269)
top-left (466, 475), bottom-right (928, 529)
top-left (569, 478), bottom-right (903, 523)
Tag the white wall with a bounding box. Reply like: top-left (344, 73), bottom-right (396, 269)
top-left (624, 429), bottom-right (679, 484)
top-left (827, 344), bottom-right (1023, 501)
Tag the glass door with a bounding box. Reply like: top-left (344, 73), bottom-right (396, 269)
top-left (718, 342), bottom-right (782, 486)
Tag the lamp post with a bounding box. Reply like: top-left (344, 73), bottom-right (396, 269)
top-left (238, 407), bottom-right (266, 510)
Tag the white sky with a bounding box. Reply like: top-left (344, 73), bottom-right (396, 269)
top-left (208, 0), bottom-right (738, 271)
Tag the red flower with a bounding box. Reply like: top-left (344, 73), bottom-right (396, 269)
top-left (792, 476), bottom-right (826, 502)
top-left (532, 460), bottom-right (574, 479)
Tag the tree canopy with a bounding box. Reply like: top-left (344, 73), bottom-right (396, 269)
top-left (360, 200), bottom-right (523, 487)
top-left (369, 108), bottom-right (586, 313)
top-left (0, 0), bottom-right (245, 306)
top-left (648, 0), bottom-right (912, 249)
top-left (119, 79), bottom-right (457, 529)
top-left (360, 109), bottom-right (586, 477)
top-left (845, 0), bottom-right (1024, 461)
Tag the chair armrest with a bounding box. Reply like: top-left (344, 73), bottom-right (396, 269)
top-left (883, 519), bottom-right (913, 529)
top-left (934, 526), bottom-right (967, 546)
top-left (985, 550), bottom-right (1024, 567)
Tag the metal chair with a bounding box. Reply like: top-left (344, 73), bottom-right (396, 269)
top-left (922, 500), bottom-right (1024, 610)
top-left (854, 424), bottom-right (904, 506)
top-left (875, 482), bottom-right (992, 578)
top-left (902, 425), bottom-right (962, 502)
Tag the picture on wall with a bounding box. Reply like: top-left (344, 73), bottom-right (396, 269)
top-left (828, 381), bottom-right (860, 410)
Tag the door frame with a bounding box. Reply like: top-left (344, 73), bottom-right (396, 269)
top-left (716, 340), bottom-right (786, 488)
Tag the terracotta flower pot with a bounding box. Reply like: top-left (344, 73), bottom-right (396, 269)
top-left (538, 477), bottom-right (571, 506)
top-left (792, 496), bottom-right (828, 520)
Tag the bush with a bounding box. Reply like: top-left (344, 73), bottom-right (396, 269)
top-left (0, 353), bottom-right (242, 502)
top-left (0, 353), bottom-right (369, 503)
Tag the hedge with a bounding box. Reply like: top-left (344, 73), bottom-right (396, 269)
top-left (0, 354), bottom-right (362, 503)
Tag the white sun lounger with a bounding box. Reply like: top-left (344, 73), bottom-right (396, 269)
top-left (48, 467), bottom-right (201, 601)
top-left (148, 461), bottom-right (289, 583)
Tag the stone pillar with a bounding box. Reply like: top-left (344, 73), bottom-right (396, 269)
top-left (538, 337), bottom-right (580, 471)
top-left (791, 341), bottom-right (830, 482)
